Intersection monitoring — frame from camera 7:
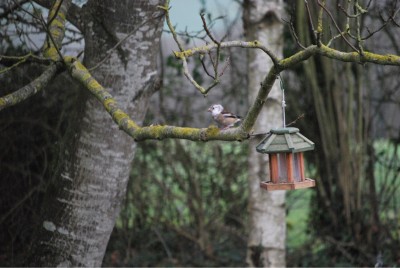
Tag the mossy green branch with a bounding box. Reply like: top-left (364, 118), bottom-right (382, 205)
top-left (278, 44), bottom-right (400, 70)
top-left (65, 57), bottom-right (249, 142)
top-left (318, 44), bottom-right (400, 65)
top-left (161, 0), bottom-right (184, 52)
top-left (174, 40), bottom-right (279, 65)
top-left (134, 125), bottom-right (248, 142)
top-left (0, 63), bottom-right (62, 111)
top-left (279, 45), bottom-right (318, 69)
top-left (42, 0), bottom-right (71, 60)
top-left (173, 40), bottom-right (280, 95)
top-left (240, 66), bottom-right (280, 132)
top-left (65, 57), bottom-right (140, 130)
top-left (317, 0), bottom-right (325, 34)
top-left (0, 53), bottom-right (52, 69)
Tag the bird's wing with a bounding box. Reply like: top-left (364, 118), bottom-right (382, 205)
top-left (215, 112), bottom-right (242, 129)
top-left (221, 111), bottom-right (241, 119)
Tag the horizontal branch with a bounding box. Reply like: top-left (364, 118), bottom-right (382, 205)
top-left (133, 125), bottom-right (249, 142)
top-left (174, 40), bottom-right (279, 65)
top-left (0, 53), bottom-right (52, 73)
top-left (65, 57), bottom-right (250, 142)
top-left (278, 44), bottom-right (400, 70)
top-left (0, 63), bottom-right (62, 111)
top-left (317, 44), bottom-right (400, 65)
top-left (173, 40), bottom-right (280, 95)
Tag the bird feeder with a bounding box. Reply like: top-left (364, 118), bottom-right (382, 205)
top-left (256, 127), bottom-right (315, 191)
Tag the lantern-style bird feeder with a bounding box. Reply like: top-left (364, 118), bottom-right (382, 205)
top-left (256, 127), bottom-right (315, 191)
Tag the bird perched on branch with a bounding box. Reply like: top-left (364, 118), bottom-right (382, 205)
top-left (208, 104), bottom-right (242, 129)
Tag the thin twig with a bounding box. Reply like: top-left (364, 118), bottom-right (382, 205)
top-left (200, 13), bottom-right (220, 45)
top-left (362, 7), bottom-right (400, 40)
top-left (15, 0), bottom-right (65, 60)
top-left (200, 54), bottom-right (215, 79)
top-left (218, 56), bottom-right (230, 78)
top-left (286, 113), bottom-right (305, 127)
top-left (171, 39), bottom-right (281, 95)
top-left (207, 49), bottom-right (217, 76)
top-left (152, 227), bottom-right (173, 260)
top-left (338, 3), bottom-right (364, 18)
top-left (0, 0), bottom-right (30, 19)
top-left (201, 13), bottom-right (222, 81)
top-left (159, 0), bottom-right (184, 52)
top-left (316, 0), bottom-right (359, 52)
top-left (249, 131), bottom-right (270, 138)
top-left (304, 0), bottom-right (317, 43)
top-left (282, 16), bottom-right (306, 49)
top-left (0, 63), bottom-right (62, 111)
top-left (46, 0), bottom-right (64, 28)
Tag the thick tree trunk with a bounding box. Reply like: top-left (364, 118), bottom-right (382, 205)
top-left (27, 1), bottom-right (163, 266)
top-left (243, 0), bottom-right (286, 267)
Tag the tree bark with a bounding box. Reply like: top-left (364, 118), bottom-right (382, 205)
top-left (243, 0), bottom-right (286, 267)
top-left (27, 1), bottom-right (163, 266)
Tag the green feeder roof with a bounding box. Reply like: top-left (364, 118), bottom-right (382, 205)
top-left (256, 127), bottom-right (315, 154)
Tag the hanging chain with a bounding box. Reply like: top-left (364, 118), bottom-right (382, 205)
top-left (279, 75), bottom-right (286, 128)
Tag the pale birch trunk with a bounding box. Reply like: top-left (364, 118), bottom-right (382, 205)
top-left (243, 0), bottom-right (286, 266)
top-left (27, 1), bottom-right (163, 266)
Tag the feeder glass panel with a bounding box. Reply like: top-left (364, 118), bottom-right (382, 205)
top-left (293, 153), bottom-right (301, 182)
top-left (277, 153), bottom-right (287, 182)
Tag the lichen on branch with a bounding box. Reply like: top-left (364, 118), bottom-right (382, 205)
top-left (0, 63), bottom-right (62, 111)
top-left (42, 0), bottom-right (71, 60)
top-left (65, 56), bottom-right (249, 142)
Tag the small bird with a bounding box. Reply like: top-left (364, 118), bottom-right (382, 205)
top-left (207, 104), bottom-right (242, 129)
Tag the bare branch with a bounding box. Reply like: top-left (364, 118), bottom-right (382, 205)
top-left (316, 0), bottom-right (359, 52)
top-left (286, 113), bottom-right (305, 127)
top-left (304, 0), bottom-right (317, 43)
top-left (0, 53), bottom-right (51, 74)
top-left (0, 63), bottom-right (62, 111)
top-left (158, 0), bottom-right (184, 52)
top-left (0, 0), bottom-right (30, 19)
top-left (282, 16), bottom-right (306, 50)
top-left (33, 0), bottom-right (82, 31)
top-left (363, 7), bottom-right (400, 40)
top-left (172, 40), bottom-right (279, 95)
top-left (200, 13), bottom-right (220, 46)
top-left (174, 40), bottom-right (279, 65)
top-left (218, 56), bottom-right (231, 78)
top-left (40, 0), bottom-right (71, 60)
top-left (199, 54), bottom-right (215, 79)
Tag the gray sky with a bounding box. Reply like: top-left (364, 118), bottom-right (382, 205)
top-left (166, 0), bottom-right (241, 33)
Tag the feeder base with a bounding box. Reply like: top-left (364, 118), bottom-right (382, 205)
top-left (260, 178), bottom-right (315, 191)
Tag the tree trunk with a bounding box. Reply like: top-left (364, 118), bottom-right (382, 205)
top-left (27, 1), bottom-right (163, 266)
top-left (243, 0), bottom-right (286, 267)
